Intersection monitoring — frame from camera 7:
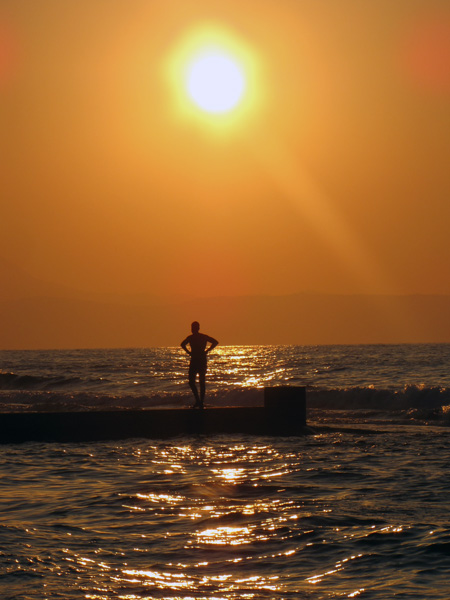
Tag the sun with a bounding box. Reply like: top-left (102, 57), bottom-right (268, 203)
top-left (166, 23), bottom-right (261, 127)
top-left (186, 51), bottom-right (246, 114)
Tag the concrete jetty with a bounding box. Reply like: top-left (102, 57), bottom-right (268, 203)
top-left (0, 386), bottom-right (307, 444)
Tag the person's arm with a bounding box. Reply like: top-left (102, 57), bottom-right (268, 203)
top-left (206, 336), bottom-right (218, 353)
top-left (180, 337), bottom-right (191, 355)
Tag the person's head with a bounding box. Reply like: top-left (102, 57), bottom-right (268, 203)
top-left (191, 321), bottom-right (200, 333)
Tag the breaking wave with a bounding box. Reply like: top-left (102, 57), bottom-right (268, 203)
top-left (2, 344), bottom-right (450, 425)
top-left (0, 371), bottom-right (93, 391)
top-left (1, 384), bottom-right (450, 426)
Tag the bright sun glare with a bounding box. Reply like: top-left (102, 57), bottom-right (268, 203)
top-left (186, 51), bottom-right (246, 114)
top-left (167, 24), bottom-right (259, 126)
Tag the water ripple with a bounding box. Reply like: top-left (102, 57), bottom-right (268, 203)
top-left (1, 431), bottom-right (450, 598)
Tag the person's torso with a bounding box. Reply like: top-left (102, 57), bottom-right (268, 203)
top-left (188, 333), bottom-right (210, 359)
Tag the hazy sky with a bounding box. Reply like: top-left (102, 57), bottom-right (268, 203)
top-left (2, 0), bottom-right (450, 301)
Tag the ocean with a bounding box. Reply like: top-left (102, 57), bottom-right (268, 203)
top-left (1, 344), bottom-right (450, 598)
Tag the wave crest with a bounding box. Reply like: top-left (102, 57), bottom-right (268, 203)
top-left (0, 372), bottom-right (83, 391)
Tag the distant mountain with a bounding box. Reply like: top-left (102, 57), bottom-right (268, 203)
top-left (1, 288), bottom-right (450, 349)
top-left (0, 258), bottom-right (71, 301)
top-left (0, 259), bottom-right (171, 306)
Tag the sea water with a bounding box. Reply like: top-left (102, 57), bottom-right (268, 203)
top-left (1, 344), bottom-right (450, 422)
top-left (1, 345), bottom-right (450, 598)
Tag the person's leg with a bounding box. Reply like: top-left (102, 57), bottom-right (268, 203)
top-left (199, 371), bottom-right (206, 406)
top-left (189, 367), bottom-right (201, 406)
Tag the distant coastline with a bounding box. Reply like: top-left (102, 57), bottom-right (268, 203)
top-left (1, 292), bottom-right (450, 349)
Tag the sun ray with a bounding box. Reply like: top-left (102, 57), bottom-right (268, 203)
top-left (249, 128), bottom-right (417, 337)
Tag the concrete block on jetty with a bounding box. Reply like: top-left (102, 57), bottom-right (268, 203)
top-left (0, 386), bottom-right (308, 443)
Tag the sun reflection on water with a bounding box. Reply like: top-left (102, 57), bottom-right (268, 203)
top-left (10, 435), bottom-right (434, 600)
top-left (195, 525), bottom-right (255, 546)
top-left (213, 467), bottom-right (246, 482)
top-left (102, 441), bottom-right (301, 597)
top-left (2, 415), bottom-right (449, 600)
top-left (210, 346), bottom-right (304, 390)
top-left (113, 566), bottom-right (282, 597)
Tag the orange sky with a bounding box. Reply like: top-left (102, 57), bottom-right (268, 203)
top-left (1, 1), bottom-right (450, 343)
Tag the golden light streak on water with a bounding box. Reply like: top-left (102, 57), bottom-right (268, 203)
top-left (213, 467), bottom-right (245, 482)
top-left (195, 525), bottom-right (255, 546)
top-left (349, 589), bottom-right (366, 597)
top-left (115, 567), bottom-right (283, 596)
top-left (5, 427), bottom-right (449, 599)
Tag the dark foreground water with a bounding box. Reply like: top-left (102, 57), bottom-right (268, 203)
top-left (1, 428), bottom-right (450, 599)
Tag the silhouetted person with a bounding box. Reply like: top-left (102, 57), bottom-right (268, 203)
top-left (181, 321), bottom-right (218, 409)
